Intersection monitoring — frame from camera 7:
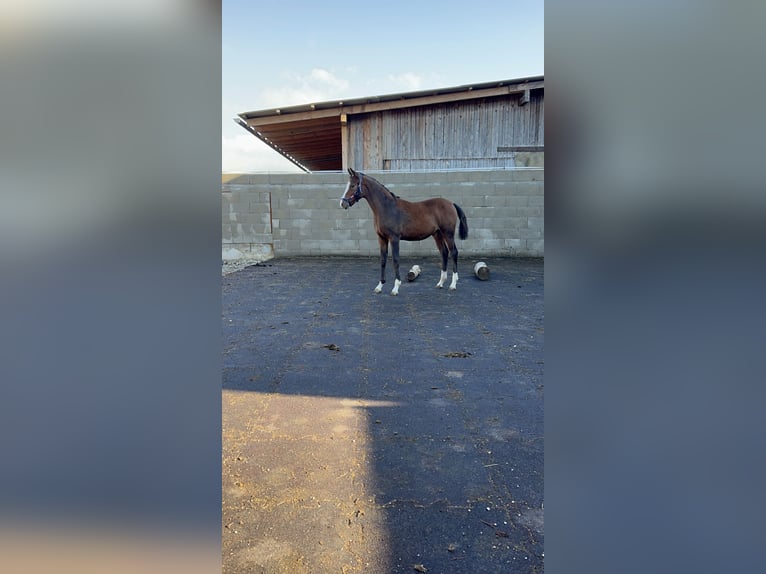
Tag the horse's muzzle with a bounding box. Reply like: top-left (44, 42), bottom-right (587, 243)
top-left (340, 186), bottom-right (362, 209)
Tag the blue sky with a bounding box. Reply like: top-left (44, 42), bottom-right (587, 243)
top-left (222, 0), bottom-right (544, 172)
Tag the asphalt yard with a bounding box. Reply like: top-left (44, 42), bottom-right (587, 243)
top-left (222, 256), bottom-right (544, 573)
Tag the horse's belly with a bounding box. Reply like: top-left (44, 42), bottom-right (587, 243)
top-left (401, 231), bottom-right (434, 241)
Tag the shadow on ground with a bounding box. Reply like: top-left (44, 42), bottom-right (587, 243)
top-left (222, 256), bottom-right (543, 573)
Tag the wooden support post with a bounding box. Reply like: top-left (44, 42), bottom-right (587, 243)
top-left (340, 114), bottom-right (348, 171)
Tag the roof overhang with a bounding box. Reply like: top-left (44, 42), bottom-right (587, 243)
top-left (237, 75), bottom-right (544, 172)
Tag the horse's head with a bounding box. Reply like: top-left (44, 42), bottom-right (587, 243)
top-left (340, 167), bottom-right (363, 209)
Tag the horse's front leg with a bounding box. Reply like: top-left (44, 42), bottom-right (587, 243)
top-left (390, 238), bottom-right (402, 296)
top-left (374, 236), bottom-right (387, 293)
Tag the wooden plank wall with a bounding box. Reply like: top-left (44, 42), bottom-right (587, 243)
top-left (347, 90), bottom-right (543, 170)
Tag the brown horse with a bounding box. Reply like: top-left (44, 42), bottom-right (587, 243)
top-left (340, 168), bottom-right (468, 295)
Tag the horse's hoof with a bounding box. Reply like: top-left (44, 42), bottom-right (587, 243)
top-left (436, 284), bottom-right (443, 289)
top-left (449, 285), bottom-right (457, 291)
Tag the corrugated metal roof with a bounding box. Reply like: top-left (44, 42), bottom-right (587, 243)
top-left (236, 75), bottom-right (544, 172)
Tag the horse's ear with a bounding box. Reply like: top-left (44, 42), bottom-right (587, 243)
top-left (348, 167), bottom-right (356, 176)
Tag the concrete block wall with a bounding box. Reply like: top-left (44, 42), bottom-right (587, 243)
top-left (221, 185), bottom-right (275, 260)
top-left (222, 169), bottom-right (543, 259)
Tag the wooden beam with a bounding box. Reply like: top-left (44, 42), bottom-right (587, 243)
top-left (244, 108), bottom-right (342, 126)
top-left (242, 81), bottom-right (545, 127)
top-left (340, 114), bottom-right (348, 171)
top-left (497, 145), bottom-right (544, 152)
top-left (519, 88), bottom-right (530, 106)
top-left (344, 83), bottom-right (542, 115)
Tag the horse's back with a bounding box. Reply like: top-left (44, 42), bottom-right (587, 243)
top-left (400, 196), bottom-right (455, 214)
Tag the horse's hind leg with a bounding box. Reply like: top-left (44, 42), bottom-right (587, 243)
top-left (446, 235), bottom-right (459, 290)
top-left (433, 233), bottom-right (449, 288)
top-left (390, 238), bottom-right (402, 295)
top-left (375, 236), bottom-right (387, 293)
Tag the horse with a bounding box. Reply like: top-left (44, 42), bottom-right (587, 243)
top-left (339, 168), bottom-right (468, 295)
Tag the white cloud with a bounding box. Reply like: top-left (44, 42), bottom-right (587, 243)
top-left (387, 72), bottom-right (423, 91)
top-left (259, 67), bottom-right (349, 108)
top-left (309, 68), bottom-right (349, 90)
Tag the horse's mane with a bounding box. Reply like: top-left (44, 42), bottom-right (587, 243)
top-left (365, 173), bottom-right (399, 199)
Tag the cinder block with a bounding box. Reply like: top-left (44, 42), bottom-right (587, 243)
top-left (283, 218), bottom-right (311, 229)
top-left (518, 227), bottom-right (542, 239)
top-left (504, 238), bottom-right (522, 250)
top-left (224, 201), bottom-right (248, 214)
top-left (319, 239), bottom-right (360, 253)
top-left (466, 206), bottom-right (496, 218)
top-left (479, 207), bottom-right (518, 219)
top-left (514, 207), bottom-right (543, 217)
top-left (293, 227), bottom-right (313, 239)
top-left (239, 232), bottom-right (273, 244)
top-left (310, 228), bottom-right (335, 241)
top-left (511, 169), bottom-right (544, 182)
top-left (355, 218), bottom-right (373, 229)
top-left (358, 239), bottom-right (381, 253)
top-left (268, 173), bottom-right (301, 185)
top-left (472, 228), bottom-right (498, 240)
top-left (510, 181), bottom-right (544, 196)
top-left (307, 208), bottom-right (336, 221)
top-left (469, 217), bottom-right (494, 231)
top-left (249, 175), bottom-right (270, 185)
top-left (248, 201), bottom-right (269, 214)
top-left (289, 208), bottom-right (314, 219)
top-left (221, 185), bottom-right (243, 195)
top-left (299, 239), bottom-right (323, 252)
top-left (467, 170), bottom-right (495, 183)
top-left (274, 239), bottom-right (300, 254)
top-left (525, 239), bottom-right (544, 255)
top-left (527, 217), bottom-right (544, 230)
top-left (475, 239), bottom-right (505, 251)
top-left (505, 196), bottom-right (530, 207)
top-left (222, 175), bottom-right (249, 186)
top-left (331, 229), bottom-right (353, 241)
top-left (500, 216), bottom-right (528, 231)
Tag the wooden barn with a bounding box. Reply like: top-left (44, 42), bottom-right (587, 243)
top-left (236, 75), bottom-right (543, 172)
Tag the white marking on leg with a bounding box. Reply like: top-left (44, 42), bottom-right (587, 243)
top-left (339, 181), bottom-right (350, 208)
top-left (374, 281), bottom-right (383, 293)
top-left (449, 272), bottom-right (459, 290)
top-left (436, 270), bottom-right (448, 288)
top-left (391, 279), bottom-right (402, 296)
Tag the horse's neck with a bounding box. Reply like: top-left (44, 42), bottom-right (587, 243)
top-left (365, 181), bottom-right (395, 212)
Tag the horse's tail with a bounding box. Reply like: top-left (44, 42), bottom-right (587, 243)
top-left (454, 203), bottom-right (468, 240)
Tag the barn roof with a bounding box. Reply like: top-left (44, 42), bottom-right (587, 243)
top-left (236, 75), bottom-right (544, 172)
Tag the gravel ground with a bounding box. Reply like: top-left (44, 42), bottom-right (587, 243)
top-left (222, 256), bottom-right (274, 276)
top-left (222, 256), bottom-right (544, 573)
